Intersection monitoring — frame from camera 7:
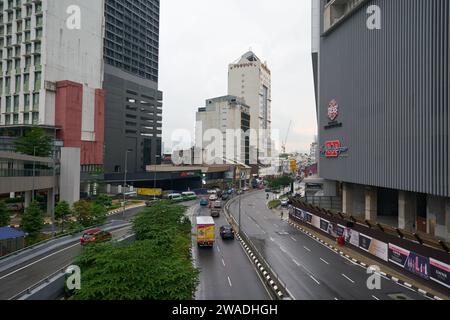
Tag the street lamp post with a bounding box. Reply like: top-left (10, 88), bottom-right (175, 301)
top-left (32, 146), bottom-right (36, 201)
top-left (153, 155), bottom-right (160, 200)
top-left (123, 150), bottom-right (132, 216)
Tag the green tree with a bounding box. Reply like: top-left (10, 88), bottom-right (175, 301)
top-left (14, 127), bottom-right (52, 157)
top-left (0, 201), bottom-right (11, 227)
top-left (90, 203), bottom-right (108, 226)
top-left (71, 202), bottom-right (198, 300)
top-left (94, 194), bottom-right (112, 208)
top-left (21, 201), bottom-right (44, 240)
top-left (73, 200), bottom-right (93, 227)
top-left (268, 175), bottom-right (294, 190)
top-left (55, 201), bottom-right (71, 232)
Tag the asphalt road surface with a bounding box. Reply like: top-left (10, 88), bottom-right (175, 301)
top-left (190, 199), bottom-right (270, 300)
top-left (229, 191), bottom-right (428, 301)
top-left (0, 206), bottom-right (145, 300)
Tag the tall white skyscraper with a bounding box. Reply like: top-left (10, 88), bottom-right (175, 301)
top-left (228, 51), bottom-right (272, 158)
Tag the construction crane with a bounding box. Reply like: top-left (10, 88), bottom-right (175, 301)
top-left (282, 120), bottom-right (292, 154)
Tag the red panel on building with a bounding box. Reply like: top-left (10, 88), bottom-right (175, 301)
top-left (55, 81), bottom-right (104, 166)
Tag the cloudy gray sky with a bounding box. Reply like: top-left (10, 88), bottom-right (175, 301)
top-left (159, 0), bottom-right (317, 154)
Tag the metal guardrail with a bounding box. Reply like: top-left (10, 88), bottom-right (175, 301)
top-left (0, 204), bottom-right (142, 262)
top-left (9, 232), bottom-right (136, 300)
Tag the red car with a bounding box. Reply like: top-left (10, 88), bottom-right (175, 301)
top-left (80, 229), bottom-right (112, 245)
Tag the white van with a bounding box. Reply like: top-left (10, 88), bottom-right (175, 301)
top-left (167, 193), bottom-right (183, 202)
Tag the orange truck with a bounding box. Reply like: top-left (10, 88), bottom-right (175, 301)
top-left (196, 216), bottom-right (215, 247)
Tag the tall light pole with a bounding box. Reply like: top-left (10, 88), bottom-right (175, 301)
top-left (32, 146), bottom-right (36, 201)
top-left (153, 155), bottom-right (160, 200)
top-left (123, 149), bottom-right (132, 216)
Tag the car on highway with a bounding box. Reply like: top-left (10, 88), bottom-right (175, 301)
top-left (80, 229), bottom-right (112, 245)
top-left (211, 208), bottom-right (220, 218)
top-left (213, 200), bottom-right (222, 208)
top-left (209, 194), bottom-right (218, 201)
top-left (181, 191), bottom-right (197, 201)
top-left (219, 225), bottom-right (234, 240)
top-left (167, 193), bottom-right (184, 202)
top-left (200, 198), bottom-right (209, 206)
top-left (221, 193), bottom-right (229, 201)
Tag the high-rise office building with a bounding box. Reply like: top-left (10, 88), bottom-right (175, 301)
top-left (228, 51), bottom-right (272, 160)
top-left (195, 95), bottom-right (251, 166)
top-left (312, 0), bottom-right (450, 241)
top-left (103, 0), bottom-right (163, 179)
top-left (0, 0), bottom-right (105, 202)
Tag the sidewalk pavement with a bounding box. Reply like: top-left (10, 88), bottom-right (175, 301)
top-left (271, 206), bottom-right (449, 300)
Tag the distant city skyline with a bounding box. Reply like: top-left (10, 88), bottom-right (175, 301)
top-left (159, 0), bottom-right (317, 155)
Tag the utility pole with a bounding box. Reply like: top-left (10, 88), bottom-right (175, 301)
top-left (51, 128), bottom-right (57, 237)
top-left (153, 155), bottom-right (160, 200)
top-left (32, 146), bottom-right (36, 201)
top-left (123, 150), bottom-right (131, 216)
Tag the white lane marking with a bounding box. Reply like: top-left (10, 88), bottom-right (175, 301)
top-left (334, 297), bottom-right (339, 300)
top-left (270, 237), bottom-right (275, 242)
top-left (221, 259), bottom-right (226, 267)
top-left (310, 275), bottom-right (321, 285)
top-left (227, 276), bottom-right (233, 287)
top-left (280, 246), bottom-right (287, 253)
top-left (342, 274), bottom-right (355, 284)
top-left (372, 295), bottom-right (380, 300)
top-left (290, 236), bottom-right (297, 242)
top-left (217, 245), bottom-right (221, 253)
top-left (303, 246), bottom-right (311, 252)
top-left (320, 258), bottom-right (330, 265)
top-left (292, 259), bottom-right (301, 267)
top-left (0, 243), bottom-right (80, 281)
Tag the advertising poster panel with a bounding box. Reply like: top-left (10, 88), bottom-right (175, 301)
top-left (358, 233), bottom-right (388, 261)
top-left (388, 244), bottom-right (410, 268)
top-left (405, 251), bottom-right (430, 280)
top-left (320, 219), bottom-right (329, 233)
top-left (344, 228), bottom-right (360, 247)
top-left (311, 215), bottom-right (321, 229)
top-left (429, 258), bottom-right (450, 289)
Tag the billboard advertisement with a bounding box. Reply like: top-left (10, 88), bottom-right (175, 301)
top-left (405, 251), bottom-right (430, 280)
top-left (429, 258), bottom-right (450, 289)
top-left (344, 228), bottom-right (360, 247)
top-left (311, 215), bottom-right (321, 229)
top-left (137, 188), bottom-right (162, 196)
top-left (388, 244), bottom-right (430, 280)
top-left (388, 244), bottom-right (410, 268)
top-left (320, 219), bottom-right (330, 233)
top-left (358, 233), bottom-right (388, 261)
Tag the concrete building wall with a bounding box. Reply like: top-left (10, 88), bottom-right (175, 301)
top-left (317, 0), bottom-right (450, 198)
top-left (59, 147), bottom-right (80, 206)
top-left (228, 52), bottom-right (272, 156)
top-left (103, 67), bottom-right (162, 175)
top-left (196, 96), bottom-right (250, 165)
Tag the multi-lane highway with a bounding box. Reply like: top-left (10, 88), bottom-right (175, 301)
top-left (0, 206), bottom-right (145, 300)
top-left (228, 191), bottom-right (429, 300)
top-left (189, 200), bottom-right (270, 300)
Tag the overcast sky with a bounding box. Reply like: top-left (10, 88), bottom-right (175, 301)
top-left (159, 0), bottom-right (317, 154)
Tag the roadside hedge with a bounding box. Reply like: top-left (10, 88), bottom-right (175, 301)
top-left (71, 201), bottom-right (198, 300)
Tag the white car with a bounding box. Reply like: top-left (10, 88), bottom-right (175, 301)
top-left (209, 194), bottom-right (218, 201)
top-left (281, 199), bottom-right (289, 207)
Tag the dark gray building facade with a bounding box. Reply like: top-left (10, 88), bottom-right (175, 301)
top-left (313, 0), bottom-right (450, 241)
top-left (103, 0), bottom-right (163, 177)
